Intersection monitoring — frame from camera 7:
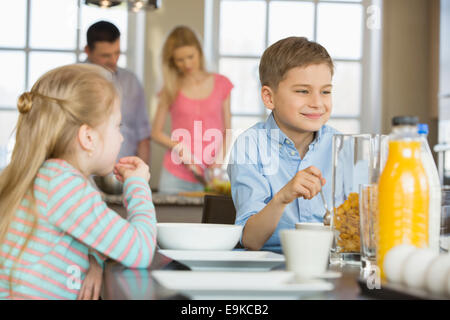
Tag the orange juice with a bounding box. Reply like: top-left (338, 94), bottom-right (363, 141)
top-left (377, 140), bottom-right (429, 279)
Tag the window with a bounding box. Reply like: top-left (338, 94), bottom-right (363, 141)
top-left (0, 0), bottom-right (129, 169)
top-left (205, 0), bottom-right (382, 138)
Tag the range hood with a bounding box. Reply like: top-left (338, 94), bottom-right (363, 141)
top-left (85, 0), bottom-right (161, 12)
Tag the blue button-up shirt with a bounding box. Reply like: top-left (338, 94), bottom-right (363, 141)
top-left (113, 67), bottom-right (151, 159)
top-left (227, 112), bottom-right (340, 252)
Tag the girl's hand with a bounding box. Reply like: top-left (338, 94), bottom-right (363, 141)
top-left (114, 156), bottom-right (151, 183)
top-left (77, 255), bottom-right (102, 300)
top-left (276, 166), bottom-right (326, 205)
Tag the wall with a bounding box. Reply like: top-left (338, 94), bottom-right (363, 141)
top-left (381, 0), bottom-right (438, 149)
top-left (144, 0), bottom-right (205, 189)
top-left (142, 0), bottom-right (440, 189)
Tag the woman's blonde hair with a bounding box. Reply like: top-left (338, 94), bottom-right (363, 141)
top-left (161, 25), bottom-right (206, 106)
top-left (0, 63), bottom-right (118, 297)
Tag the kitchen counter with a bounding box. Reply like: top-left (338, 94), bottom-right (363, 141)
top-left (102, 192), bottom-right (204, 223)
top-left (102, 192), bottom-right (204, 206)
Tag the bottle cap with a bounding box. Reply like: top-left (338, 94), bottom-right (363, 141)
top-left (417, 123), bottom-right (429, 134)
top-left (392, 116), bottom-right (419, 126)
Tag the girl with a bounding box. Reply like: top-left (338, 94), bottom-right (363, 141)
top-left (0, 64), bottom-right (157, 300)
top-left (151, 25), bottom-right (234, 194)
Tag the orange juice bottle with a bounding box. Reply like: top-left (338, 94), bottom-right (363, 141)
top-left (377, 116), bottom-right (429, 280)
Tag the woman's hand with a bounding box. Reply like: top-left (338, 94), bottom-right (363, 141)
top-left (77, 255), bottom-right (103, 300)
top-left (113, 156), bottom-right (151, 183)
top-left (208, 162), bottom-right (223, 169)
top-left (172, 143), bottom-right (194, 166)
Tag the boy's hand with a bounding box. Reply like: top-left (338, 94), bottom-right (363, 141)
top-left (276, 166), bottom-right (326, 205)
top-left (77, 255), bottom-right (103, 300)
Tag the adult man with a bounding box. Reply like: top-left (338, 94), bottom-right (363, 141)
top-left (85, 20), bottom-right (151, 164)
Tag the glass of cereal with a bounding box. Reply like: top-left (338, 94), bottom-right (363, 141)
top-left (330, 134), bottom-right (388, 266)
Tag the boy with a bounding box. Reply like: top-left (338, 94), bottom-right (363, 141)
top-left (227, 37), bottom-right (338, 252)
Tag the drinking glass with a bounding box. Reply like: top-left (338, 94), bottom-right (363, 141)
top-left (359, 183), bottom-right (378, 270)
top-left (330, 134), bottom-right (388, 265)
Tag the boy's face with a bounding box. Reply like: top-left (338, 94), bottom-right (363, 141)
top-left (262, 63), bottom-right (332, 134)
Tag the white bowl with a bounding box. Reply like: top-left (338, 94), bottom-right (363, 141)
top-left (156, 223), bottom-right (243, 251)
top-left (295, 222), bottom-right (330, 231)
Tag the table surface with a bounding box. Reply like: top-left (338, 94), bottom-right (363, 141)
top-left (102, 250), bottom-right (372, 300)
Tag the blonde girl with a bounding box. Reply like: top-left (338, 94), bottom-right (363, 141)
top-left (0, 64), bottom-right (156, 300)
top-left (151, 25), bottom-right (234, 194)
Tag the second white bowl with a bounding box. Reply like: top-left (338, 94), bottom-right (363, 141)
top-left (156, 223), bottom-right (243, 251)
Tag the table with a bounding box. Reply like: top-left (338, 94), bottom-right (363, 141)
top-left (100, 194), bottom-right (377, 300)
top-left (102, 250), bottom-right (369, 300)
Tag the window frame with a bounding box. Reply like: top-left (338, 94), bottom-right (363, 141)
top-left (0, 0), bottom-right (144, 111)
top-left (0, 0), bottom-right (146, 168)
top-left (204, 0), bottom-right (383, 134)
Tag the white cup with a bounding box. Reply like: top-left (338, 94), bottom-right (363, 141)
top-left (280, 229), bottom-right (333, 280)
top-left (295, 222), bottom-right (330, 231)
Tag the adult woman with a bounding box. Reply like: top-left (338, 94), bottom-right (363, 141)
top-left (152, 26), bottom-right (233, 194)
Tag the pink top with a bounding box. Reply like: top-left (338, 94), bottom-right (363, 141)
top-left (163, 73), bottom-right (234, 182)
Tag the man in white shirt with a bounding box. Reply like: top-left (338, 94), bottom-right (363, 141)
top-left (85, 20), bottom-right (151, 164)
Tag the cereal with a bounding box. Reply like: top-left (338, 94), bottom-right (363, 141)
top-left (333, 192), bottom-right (360, 253)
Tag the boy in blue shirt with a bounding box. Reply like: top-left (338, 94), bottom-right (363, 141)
top-left (227, 37), bottom-right (339, 252)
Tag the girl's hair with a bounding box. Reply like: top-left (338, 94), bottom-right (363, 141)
top-left (160, 25), bottom-right (206, 106)
top-left (0, 63), bottom-right (118, 296)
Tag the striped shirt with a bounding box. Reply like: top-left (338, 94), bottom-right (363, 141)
top-left (0, 159), bottom-right (157, 300)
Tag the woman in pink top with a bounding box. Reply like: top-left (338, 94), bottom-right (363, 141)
top-left (152, 26), bottom-right (234, 194)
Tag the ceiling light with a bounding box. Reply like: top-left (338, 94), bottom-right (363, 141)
top-left (85, 0), bottom-right (161, 11)
top-left (85, 0), bottom-right (123, 8)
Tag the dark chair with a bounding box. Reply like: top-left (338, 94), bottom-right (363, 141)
top-left (202, 194), bottom-right (244, 249)
top-left (201, 194), bottom-right (236, 224)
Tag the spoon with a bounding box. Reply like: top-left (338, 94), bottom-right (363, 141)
top-left (320, 190), bottom-right (331, 226)
top-left (189, 154), bottom-right (208, 186)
